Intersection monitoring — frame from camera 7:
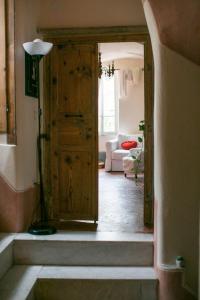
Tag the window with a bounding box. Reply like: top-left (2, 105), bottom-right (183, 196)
top-left (98, 74), bottom-right (118, 135)
top-left (0, 0), bottom-right (15, 144)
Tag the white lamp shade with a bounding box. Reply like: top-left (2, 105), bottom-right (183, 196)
top-left (23, 39), bottom-right (53, 56)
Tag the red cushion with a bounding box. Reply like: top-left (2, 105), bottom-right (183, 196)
top-left (121, 140), bottom-right (137, 150)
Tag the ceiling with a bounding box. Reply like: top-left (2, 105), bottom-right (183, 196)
top-left (99, 42), bottom-right (144, 62)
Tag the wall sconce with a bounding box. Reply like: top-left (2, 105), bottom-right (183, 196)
top-left (23, 39), bottom-right (56, 235)
top-left (23, 39), bottom-right (52, 98)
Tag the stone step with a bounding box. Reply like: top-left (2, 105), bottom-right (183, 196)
top-left (0, 265), bottom-right (157, 300)
top-left (14, 232), bottom-right (153, 266)
top-left (35, 266), bottom-right (158, 300)
top-left (0, 265), bottom-right (42, 300)
top-left (0, 234), bottom-right (15, 280)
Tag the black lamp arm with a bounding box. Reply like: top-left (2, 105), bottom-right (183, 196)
top-left (39, 133), bottom-right (50, 141)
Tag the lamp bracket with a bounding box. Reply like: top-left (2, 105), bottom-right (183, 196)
top-left (25, 52), bottom-right (39, 98)
top-left (39, 133), bottom-right (50, 141)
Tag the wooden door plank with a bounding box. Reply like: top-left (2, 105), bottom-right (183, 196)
top-left (50, 42), bottom-right (98, 222)
top-left (0, 0), bottom-right (7, 133)
top-left (144, 37), bottom-right (154, 226)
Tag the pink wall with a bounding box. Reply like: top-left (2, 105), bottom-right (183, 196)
top-left (157, 269), bottom-right (196, 300)
top-left (148, 0), bottom-right (200, 65)
top-left (0, 175), bottom-right (37, 232)
top-left (143, 0), bottom-right (200, 298)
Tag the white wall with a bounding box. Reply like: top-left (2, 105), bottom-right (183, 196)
top-left (0, 134), bottom-right (7, 144)
top-left (0, 0), bottom-right (40, 190)
top-left (14, 0), bottom-right (41, 190)
top-left (117, 58), bottom-right (144, 134)
top-left (0, 145), bottom-right (17, 188)
top-left (98, 58), bottom-right (144, 152)
top-left (144, 0), bottom-right (200, 294)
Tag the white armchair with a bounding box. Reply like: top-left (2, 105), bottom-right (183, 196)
top-left (105, 133), bottom-right (143, 172)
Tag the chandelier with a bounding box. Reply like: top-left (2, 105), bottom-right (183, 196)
top-left (98, 52), bottom-right (118, 78)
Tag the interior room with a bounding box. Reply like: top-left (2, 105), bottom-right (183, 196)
top-left (0, 1), bottom-right (199, 299)
top-left (98, 42), bottom-right (146, 232)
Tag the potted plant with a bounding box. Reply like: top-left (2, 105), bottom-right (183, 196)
top-left (131, 120), bottom-right (145, 179)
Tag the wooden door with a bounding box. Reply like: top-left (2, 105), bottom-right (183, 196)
top-left (49, 42), bottom-right (98, 222)
top-left (43, 27), bottom-right (154, 227)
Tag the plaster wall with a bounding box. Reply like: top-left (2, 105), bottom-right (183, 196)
top-left (0, 134), bottom-right (7, 144)
top-left (0, 145), bottom-right (17, 188)
top-left (14, 0), bottom-right (40, 191)
top-left (0, 0), bottom-right (40, 190)
top-left (0, 0), bottom-right (41, 231)
top-left (99, 58), bottom-right (144, 152)
top-left (37, 0), bottom-right (146, 28)
top-left (117, 58), bottom-right (144, 134)
top-left (143, 0), bottom-right (200, 296)
top-left (148, 0), bottom-right (200, 66)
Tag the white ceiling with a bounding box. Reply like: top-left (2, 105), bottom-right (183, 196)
top-left (99, 42), bottom-right (144, 62)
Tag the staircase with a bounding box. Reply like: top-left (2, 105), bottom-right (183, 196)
top-left (0, 232), bottom-right (157, 300)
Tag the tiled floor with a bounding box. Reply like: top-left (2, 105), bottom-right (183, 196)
top-left (98, 170), bottom-right (145, 232)
top-left (58, 170), bottom-right (148, 233)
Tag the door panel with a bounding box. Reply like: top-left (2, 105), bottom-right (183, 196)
top-left (50, 42), bottom-right (98, 221)
top-left (58, 45), bottom-right (94, 113)
top-left (58, 114), bottom-right (92, 147)
top-left (59, 150), bottom-right (93, 219)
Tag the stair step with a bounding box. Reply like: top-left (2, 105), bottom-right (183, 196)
top-left (14, 232), bottom-right (153, 266)
top-left (35, 266), bottom-right (158, 300)
top-left (38, 265), bottom-right (157, 280)
top-left (0, 265), bottom-right (41, 300)
top-left (0, 234), bottom-right (15, 280)
top-left (0, 265), bottom-right (157, 300)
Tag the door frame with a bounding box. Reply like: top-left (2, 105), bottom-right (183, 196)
top-left (40, 26), bottom-right (154, 226)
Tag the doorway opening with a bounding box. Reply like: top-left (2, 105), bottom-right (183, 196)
top-left (42, 26), bottom-right (154, 232)
top-left (97, 42), bottom-right (147, 232)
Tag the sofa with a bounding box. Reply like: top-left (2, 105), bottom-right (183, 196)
top-left (105, 133), bottom-right (144, 172)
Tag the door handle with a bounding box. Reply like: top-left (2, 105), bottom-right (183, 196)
top-left (64, 113), bottom-right (83, 118)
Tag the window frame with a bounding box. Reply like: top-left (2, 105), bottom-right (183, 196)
top-left (98, 73), bottom-right (119, 136)
top-left (0, 0), bottom-right (16, 144)
top-left (0, 0), bottom-right (7, 133)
